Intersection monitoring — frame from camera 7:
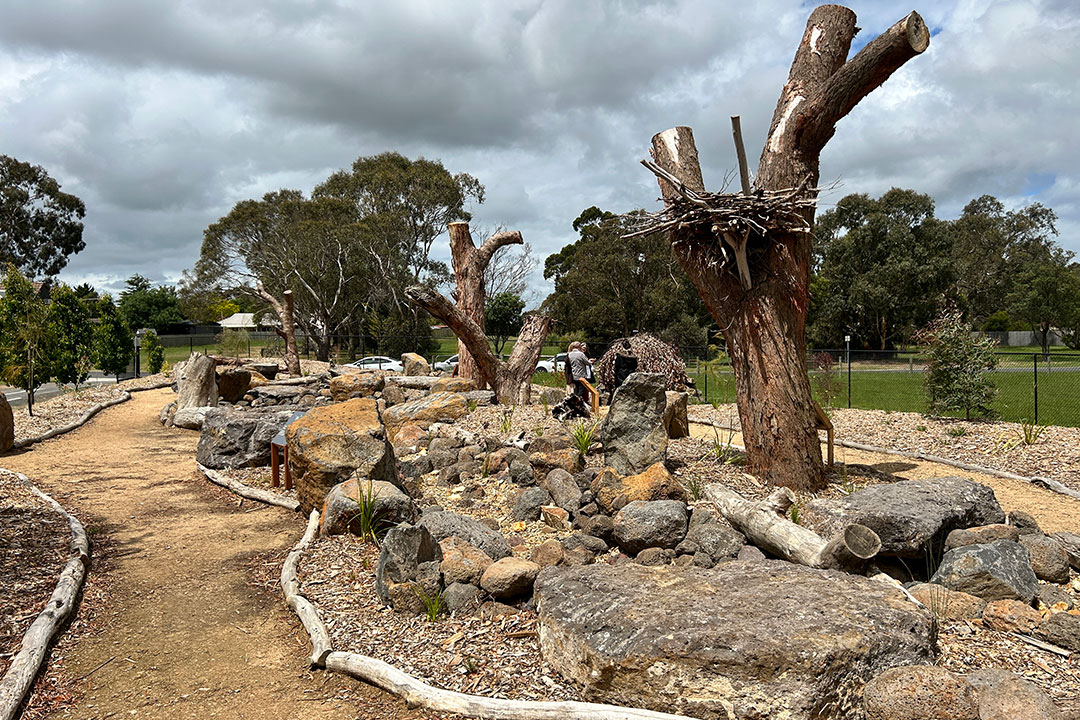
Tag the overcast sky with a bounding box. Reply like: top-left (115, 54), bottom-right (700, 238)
top-left (0, 0), bottom-right (1076, 303)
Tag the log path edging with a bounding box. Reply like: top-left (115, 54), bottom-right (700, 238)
top-left (0, 472), bottom-right (90, 720)
top-left (196, 464), bottom-right (301, 512)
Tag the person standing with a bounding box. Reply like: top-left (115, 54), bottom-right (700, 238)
top-left (568, 342), bottom-right (591, 401)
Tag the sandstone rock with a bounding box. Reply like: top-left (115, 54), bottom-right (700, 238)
top-left (981, 599), bottom-right (1042, 634)
top-left (391, 422), bottom-right (428, 455)
top-left (430, 377), bottom-right (475, 393)
top-left (176, 353), bottom-right (218, 409)
top-left (382, 384), bottom-right (406, 407)
top-left (802, 476), bottom-right (1005, 557)
top-left (590, 464), bottom-right (687, 514)
top-left (384, 376), bottom-right (439, 391)
top-left (965, 668), bottom-right (1064, 720)
top-left (862, 666), bottom-right (978, 720)
top-left (246, 361), bottom-right (278, 380)
top-left (543, 469), bottom-right (581, 514)
top-left (598, 372), bottom-right (668, 474)
top-left (320, 478), bottom-right (417, 536)
top-left (931, 540), bottom-right (1039, 602)
top-left (196, 406), bottom-right (296, 468)
top-left (286, 398), bottom-right (398, 513)
top-left (486, 446), bottom-right (529, 473)
top-left (1036, 612), bottom-right (1080, 652)
top-left (528, 433), bottom-right (574, 454)
top-left (540, 505), bottom-right (571, 531)
top-left (0, 393), bottom-right (12, 452)
top-left (216, 367), bottom-right (251, 403)
top-left (480, 557), bottom-right (540, 599)
top-left (944, 523), bottom-right (1020, 551)
top-left (172, 406), bottom-right (212, 430)
top-left (443, 582), bottom-right (481, 615)
top-left (662, 390), bottom-right (689, 438)
top-left (531, 539), bottom-right (566, 568)
top-left (439, 536), bottom-right (493, 586)
top-left (401, 353), bottom-right (430, 376)
top-left (418, 509), bottom-right (512, 560)
top-left (250, 384), bottom-right (305, 403)
top-left (536, 561), bottom-right (937, 720)
top-left (375, 524), bottom-right (442, 604)
top-left (1020, 534), bottom-right (1071, 583)
top-left (908, 583), bottom-right (987, 620)
top-left (383, 392), bottom-right (469, 440)
top-left (329, 372), bottom-right (384, 402)
top-left (1050, 531), bottom-right (1080, 569)
top-left (512, 487), bottom-right (552, 522)
top-left (612, 500), bottom-right (688, 555)
top-left (159, 401), bottom-right (176, 426)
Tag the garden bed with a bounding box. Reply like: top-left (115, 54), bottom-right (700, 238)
top-left (0, 470), bottom-right (69, 678)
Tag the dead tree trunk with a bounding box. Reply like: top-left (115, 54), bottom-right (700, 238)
top-left (648, 6), bottom-right (928, 490)
top-left (449, 222), bottom-right (524, 388)
top-left (258, 284), bottom-right (302, 375)
top-left (406, 285), bottom-right (551, 405)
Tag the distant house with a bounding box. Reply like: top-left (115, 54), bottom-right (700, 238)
top-left (219, 312), bottom-right (279, 331)
top-left (0, 280), bottom-right (46, 299)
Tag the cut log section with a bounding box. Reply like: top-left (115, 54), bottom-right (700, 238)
top-left (280, 509), bottom-right (331, 667)
top-left (705, 484), bottom-right (880, 572)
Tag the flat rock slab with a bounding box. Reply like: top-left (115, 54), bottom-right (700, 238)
top-left (535, 561), bottom-right (936, 720)
top-left (802, 476), bottom-right (1004, 557)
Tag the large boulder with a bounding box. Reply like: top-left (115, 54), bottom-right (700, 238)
top-left (598, 372), bottom-right (668, 475)
top-left (0, 393), bottom-right (14, 452)
top-left (418, 509), bottom-right (511, 560)
top-left (401, 353), bottom-right (430, 376)
top-left (374, 524), bottom-right (442, 608)
top-left (176, 353), bottom-right (219, 409)
top-left (801, 476), bottom-right (1004, 558)
top-left (329, 372), bottom-right (384, 401)
top-left (383, 392), bottom-right (469, 440)
top-left (480, 557), bottom-right (540, 599)
top-left (196, 406), bottom-right (297, 468)
top-left (663, 391), bottom-right (690, 438)
top-left (862, 666), bottom-right (978, 720)
top-left (965, 668), bottom-right (1064, 720)
top-left (930, 540), bottom-right (1039, 602)
top-left (1050, 531), bottom-right (1080, 569)
top-left (216, 368), bottom-right (251, 403)
top-left (612, 500), bottom-right (688, 555)
top-left (439, 536), bottom-right (492, 586)
top-left (172, 406), bottom-right (212, 430)
top-left (1019, 534), bottom-right (1071, 583)
top-left (535, 561), bottom-right (937, 720)
top-left (591, 463), bottom-right (687, 514)
top-left (286, 398), bottom-right (398, 513)
top-left (320, 478), bottom-right (417, 536)
top-left (430, 377), bottom-right (475, 393)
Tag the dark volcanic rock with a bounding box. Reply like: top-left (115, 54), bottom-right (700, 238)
top-left (612, 499), bottom-right (687, 555)
top-left (535, 561), bottom-right (937, 720)
top-left (196, 406), bottom-right (296, 469)
top-left (862, 666), bottom-right (978, 720)
top-left (931, 540), bottom-right (1039, 602)
top-left (321, 478), bottom-right (417, 536)
top-left (1019, 534), bottom-right (1071, 583)
top-left (418, 509), bottom-right (511, 560)
top-left (374, 524), bottom-right (442, 604)
top-left (802, 476), bottom-right (1004, 557)
top-left (598, 372), bottom-right (668, 474)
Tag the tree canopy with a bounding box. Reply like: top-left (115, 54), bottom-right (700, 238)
top-left (118, 274), bottom-right (184, 332)
top-left (0, 265), bottom-right (50, 413)
top-left (542, 207), bottom-right (709, 347)
top-left (485, 292), bottom-right (525, 355)
top-left (0, 155), bottom-right (86, 278)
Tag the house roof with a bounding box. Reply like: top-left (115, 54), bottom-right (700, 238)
top-left (219, 312), bottom-right (257, 328)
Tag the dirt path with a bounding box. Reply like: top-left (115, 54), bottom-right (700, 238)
top-left (689, 423), bottom-right (1080, 533)
top-left (2, 388), bottom-right (426, 720)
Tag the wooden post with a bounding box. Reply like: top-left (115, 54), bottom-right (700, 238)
top-left (730, 115), bottom-right (751, 194)
top-left (271, 444), bottom-right (281, 488)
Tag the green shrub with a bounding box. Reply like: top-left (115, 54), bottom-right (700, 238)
top-left (919, 307), bottom-right (997, 420)
top-left (143, 331), bottom-right (165, 374)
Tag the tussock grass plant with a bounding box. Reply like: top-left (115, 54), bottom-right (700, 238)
top-left (788, 501), bottom-right (802, 525)
top-left (946, 426), bottom-right (967, 437)
top-left (709, 426), bottom-right (738, 464)
top-left (348, 478), bottom-right (390, 546)
top-left (498, 406), bottom-right (515, 434)
top-left (684, 474), bottom-right (705, 502)
top-left (414, 585), bottom-right (445, 622)
top-left (1016, 418), bottom-right (1046, 446)
top-left (569, 420), bottom-right (599, 456)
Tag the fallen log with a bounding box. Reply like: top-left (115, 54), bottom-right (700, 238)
top-left (280, 509), bottom-right (331, 667)
top-left (704, 484), bottom-right (880, 572)
top-left (197, 463), bottom-right (301, 512)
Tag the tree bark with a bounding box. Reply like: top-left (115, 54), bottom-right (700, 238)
top-left (406, 285), bottom-right (551, 404)
top-left (258, 285), bottom-right (302, 375)
top-left (648, 6), bottom-right (928, 490)
top-left (449, 222), bottom-right (523, 388)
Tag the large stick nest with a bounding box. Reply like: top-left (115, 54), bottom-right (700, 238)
top-left (594, 334), bottom-right (691, 392)
top-left (626, 160), bottom-right (823, 268)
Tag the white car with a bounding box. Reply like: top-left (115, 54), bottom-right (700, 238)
top-left (345, 355), bottom-right (403, 372)
top-left (434, 354), bottom-right (458, 372)
top-left (535, 353), bottom-right (567, 374)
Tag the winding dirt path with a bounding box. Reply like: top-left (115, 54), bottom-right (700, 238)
top-left (2, 388), bottom-right (426, 720)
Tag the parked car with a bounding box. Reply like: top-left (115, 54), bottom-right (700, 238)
top-left (345, 355), bottom-right (403, 372)
top-left (535, 353), bottom-right (567, 374)
top-left (433, 354), bottom-right (458, 372)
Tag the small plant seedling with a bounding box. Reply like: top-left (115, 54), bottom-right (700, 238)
top-left (569, 420), bottom-right (599, 456)
top-left (467, 399), bottom-right (478, 412)
top-left (541, 394), bottom-right (550, 416)
top-left (788, 501), bottom-right (802, 525)
top-left (684, 474), bottom-right (705, 502)
top-left (480, 451), bottom-right (492, 478)
top-left (498, 406), bottom-right (515, 434)
top-left (534, 425), bottom-right (545, 437)
top-left (414, 585), bottom-right (444, 622)
top-left (947, 426), bottom-right (967, 437)
top-left (916, 425), bottom-right (927, 432)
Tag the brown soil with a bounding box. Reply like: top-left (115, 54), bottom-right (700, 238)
top-left (1, 388), bottom-right (437, 720)
top-left (688, 423), bottom-right (1080, 533)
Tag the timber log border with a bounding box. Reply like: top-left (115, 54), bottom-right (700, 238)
top-left (0, 473), bottom-right (90, 720)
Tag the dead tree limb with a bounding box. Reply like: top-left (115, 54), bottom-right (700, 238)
top-left (257, 284), bottom-right (301, 376)
top-left (406, 285), bottom-right (551, 405)
top-left (646, 5), bottom-right (928, 491)
top-left (705, 484), bottom-right (880, 572)
top-left (449, 222), bottom-right (523, 388)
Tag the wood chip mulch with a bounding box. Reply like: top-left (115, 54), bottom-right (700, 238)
top-left (0, 470), bottom-right (69, 678)
top-left (690, 404), bottom-right (1080, 492)
top-left (298, 534), bottom-right (579, 703)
